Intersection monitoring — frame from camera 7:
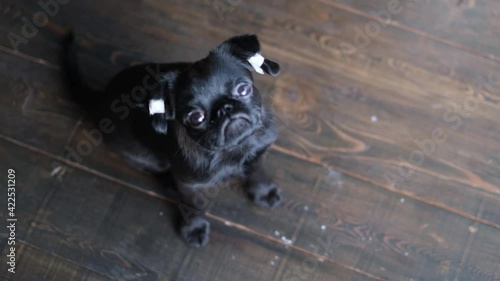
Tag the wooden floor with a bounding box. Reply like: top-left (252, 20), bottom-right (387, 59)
top-left (1, 0), bottom-right (499, 280)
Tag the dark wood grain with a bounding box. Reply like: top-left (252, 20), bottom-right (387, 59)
top-left (49, 36), bottom-right (498, 279)
top-left (135, 0), bottom-right (500, 226)
top-left (0, 134), bottom-right (69, 255)
top-left (22, 0), bottom-right (499, 227)
top-left (321, 0), bottom-right (500, 61)
top-left (0, 138), bottom-right (376, 281)
top-left (0, 50), bottom-right (80, 155)
top-left (207, 150), bottom-right (500, 281)
top-left (0, 243), bottom-right (114, 281)
top-left (0, 0), bottom-right (499, 280)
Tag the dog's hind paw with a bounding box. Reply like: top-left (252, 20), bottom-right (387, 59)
top-left (248, 181), bottom-right (283, 208)
top-left (181, 217), bottom-right (210, 248)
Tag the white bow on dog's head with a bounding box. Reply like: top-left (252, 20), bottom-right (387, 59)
top-left (247, 53), bottom-right (265, 74)
top-left (149, 98), bottom-right (165, 115)
top-left (212, 34), bottom-right (281, 77)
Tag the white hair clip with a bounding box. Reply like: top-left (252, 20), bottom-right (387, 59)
top-left (247, 53), bottom-right (265, 74)
top-left (149, 99), bottom-right (165, 115)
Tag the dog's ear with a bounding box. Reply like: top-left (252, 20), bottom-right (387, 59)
top-left (213, 34), bottom-right (280, 77)
top-left (148, 72), bottom-right (177, 135)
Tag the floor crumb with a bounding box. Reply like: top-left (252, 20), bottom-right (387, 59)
top-left (419, 223), bottom-right (429, 230)
top-left (50, 166), bottom-right (62, 177)
top-left (468, 225), bottom-right (478, 233)
top-left (281, 236), bottom-right (293, 244)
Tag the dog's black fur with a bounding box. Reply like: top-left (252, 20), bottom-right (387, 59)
top-left (66, 33), bottom-right (282, 247)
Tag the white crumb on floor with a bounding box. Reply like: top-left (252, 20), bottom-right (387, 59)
top-left (224, 221), bottom-right (233, 226)
top-left (404, 252), bottom-right (409, 256)
top-left (327, 168), bottom-right (342, 179)
top-left (274, 256), bottom-right (279, 260)
top-left (304, 205), bottom-right (309, 211)
top-left (400, 198), bottom-right (405, 203)
top-left (419, 223), bottom-right (429, 230)
top-left (320, 225), bottom-right (326, 230)
top-left (274, 230), bottom-right (280, 236)
top-left (281, 236), bottom-right (293, 244)
top-left (468, 225), bottom-right (478, 233)
top-left (270, 260), bottom-right (275, 266)
top-left (158, 212), bottom-right (164, 216)
top-left (50, 166), bottom-right (62, 177)
top-left (326, 169), bottom-right (343, 188)
top-left (371, 115), bottom-right (378, 122)
top-left (50, 166), bottom-right (68, 181)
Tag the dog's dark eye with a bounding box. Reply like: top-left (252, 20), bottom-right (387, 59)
top-left (187, 111), bottom-right (205, 128)
top-left (235, 82), bottom-right (252, 97)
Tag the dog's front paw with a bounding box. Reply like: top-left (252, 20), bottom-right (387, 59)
top-left (248, 181), bottom-right (282, 208)
top-left (180, 217), bottom-right (210, 248)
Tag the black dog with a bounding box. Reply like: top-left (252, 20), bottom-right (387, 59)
top-left (66, 34), bottom-right (282, 247)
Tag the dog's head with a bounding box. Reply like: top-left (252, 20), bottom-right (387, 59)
top-left (150, 35), bottom-right (280, 150)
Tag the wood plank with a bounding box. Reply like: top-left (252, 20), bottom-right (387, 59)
top-left (42, 0), bottom-right (500, 227)
top-left (268, 75), bottom-right (500, 227)
top-left (320, 0), bottom-right (500, 60)
top-left (137, 0), bottom-right (500, 224)
top-left (0, 0), bottom-right (199, 67)
top-left (0, 49), bottom-right (80, 156)
top-left (0, 1), bottom-right (64, 67)
top-left (208, 150), bottom-right (500, 281)
top-left (3, 133), bottom-right (500, 281)
top-left (51, 118), bottom-right (164, 194)
top-left (61, 0), bottom-right (500, 97)
top-left (20, 121), bottom-right (499, 281)
top-left (3, 0), bottom-right (497, 243)
top-left (0, 138), bottom-right (162, 280)
top-left (0, 136), bottom-right (67, 255)
top-left (65, 0), bottom-right (500, 165)
top-left (3, 0), bottom-right (500, 94)
top-left (171, 219), bottom-right (378, 281)
top-left (0, 243), bottom-right (113, 281)
top-left (0, 1), bottom-right (499, 280)
top-left (1, 138), bottom-right (376, 281)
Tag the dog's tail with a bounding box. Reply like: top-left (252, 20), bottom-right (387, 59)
top-left (64, 31), bottom-right (101, 110)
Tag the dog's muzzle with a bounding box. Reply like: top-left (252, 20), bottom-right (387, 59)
top-left (217, 102), bottom-right (253, 144)
top-left (224, 116), bottom-right (251, 140)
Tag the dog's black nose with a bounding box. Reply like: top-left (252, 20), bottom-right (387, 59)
top-left (217, 103), bottom-right (234, 118)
